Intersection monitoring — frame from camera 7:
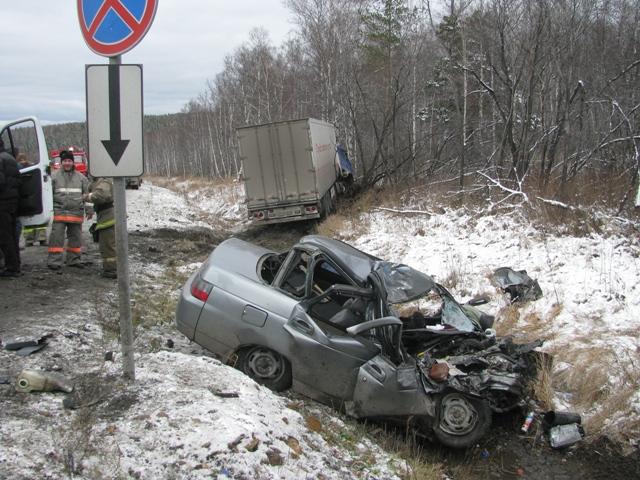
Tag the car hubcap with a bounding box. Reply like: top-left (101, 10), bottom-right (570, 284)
top-left (439, 393), bottom-right (478, 436)
top-left (246, 348), bottom-right (283, 380)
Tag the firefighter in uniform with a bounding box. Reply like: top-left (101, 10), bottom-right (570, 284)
top-left (85, 177), bottom-right (116, 278)
top-left (47, 150), bottom-right (91, 269)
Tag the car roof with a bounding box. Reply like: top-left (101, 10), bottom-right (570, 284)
top-left (299, 235), bottom-right (380, 285)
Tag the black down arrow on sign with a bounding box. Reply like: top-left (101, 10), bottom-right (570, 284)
top-left (102, 64), bottom-right (130, 165)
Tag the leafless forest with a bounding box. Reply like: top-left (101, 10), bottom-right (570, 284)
top-left (47, 0), bottom-right (640, 210)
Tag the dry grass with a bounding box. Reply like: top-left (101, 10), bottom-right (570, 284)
top-left (494, 302), bottom-right (562, 342)
top-left (494, 304), bottom-right (522, 336)
top-left (288, 395), bottom-right (444, 480)
top-left (532, 354), bottom-right (555, 411)
top-left (551, 346), bottom-right (614, 408)
top-left (315, 213), bottom-right (353, 239)
top-left (587, 373), bottom-right (640, 443)
top-left (440, 255), bottom-right (473, 296)
top-left (520, 303), bottom-right (562, 340)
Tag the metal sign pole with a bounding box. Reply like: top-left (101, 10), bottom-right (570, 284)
top-left (110, 55), bottom-right (136, 381)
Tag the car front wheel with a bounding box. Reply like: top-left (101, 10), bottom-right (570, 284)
top-left (433, 392), bottom-right (492, 448)
top-left (236, 346), bottom-right (292, 392)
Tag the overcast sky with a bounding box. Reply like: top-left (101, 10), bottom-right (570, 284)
top-left (1, 1), bottom-right (294, 125)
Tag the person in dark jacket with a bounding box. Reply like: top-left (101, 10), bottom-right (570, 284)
top-left (0, 138), bottom-right (21, 277)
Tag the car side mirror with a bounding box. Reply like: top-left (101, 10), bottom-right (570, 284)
top-left (45, 165), bottom-right (51, 175)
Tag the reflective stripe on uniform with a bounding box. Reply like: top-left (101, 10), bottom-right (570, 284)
top-left (96, 219), bottom-right (116, 230)
top-left (66, 247), bottom-right (82, 253)
top-left (48, 247), bottom-right (64, 253)
top-left (56, 188), bottom-right (82, 193)
top-left (53, 215), bottom-right (83, 223)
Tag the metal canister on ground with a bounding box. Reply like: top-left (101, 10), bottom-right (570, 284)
top-left (15, 369), bottom-right (73, 393)
top-left (549, 423), bottom-right (584, 448)
top-left (521, 411), bottom-right (535, 433)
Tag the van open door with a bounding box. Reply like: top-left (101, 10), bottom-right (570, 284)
top-left (0, 117), bottom-right (53, 227)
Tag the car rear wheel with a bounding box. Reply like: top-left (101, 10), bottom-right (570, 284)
top-left (433, 392), bottom-right (491, 448)
top-left (237, 346), bottom-right (292, 392)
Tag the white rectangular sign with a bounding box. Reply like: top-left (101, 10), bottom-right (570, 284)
top-left (86, 64), bottom-right (144, 177)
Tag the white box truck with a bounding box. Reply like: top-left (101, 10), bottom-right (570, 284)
top-left (238, 118), bottom-right (347, 224)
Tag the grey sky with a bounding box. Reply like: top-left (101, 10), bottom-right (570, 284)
top-left (1, 1), bottom-right (294, 124)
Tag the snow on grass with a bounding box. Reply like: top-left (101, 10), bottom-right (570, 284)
top-left (343, 202), bottom-right (640, 445)
top-left (95, 351), bottom-right (404, 480)
top-left (134, 179), bottom-right (640, 445)
top-left (126, 181), bottom-right (214, 231)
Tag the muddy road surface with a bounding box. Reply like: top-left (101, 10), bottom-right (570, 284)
top-left (1, 219), bottom-right (638, 479)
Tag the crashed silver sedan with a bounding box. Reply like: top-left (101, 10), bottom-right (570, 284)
top-left (176, 235), bottom-right (541, 448)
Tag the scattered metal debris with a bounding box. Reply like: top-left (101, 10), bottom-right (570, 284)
top-left (4, 334), bottom-right (52, 356)
top-left (15, 369), bottom-right (73, 393)
top-left (549, 423), bottom-right (585, 448)
top-left (209, 389), bottom-right (240, 398)
top-left (493, 267), bottom-right (543, 302)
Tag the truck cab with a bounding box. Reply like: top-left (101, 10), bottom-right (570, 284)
top-left (0, 117), bottom-right (53, 228)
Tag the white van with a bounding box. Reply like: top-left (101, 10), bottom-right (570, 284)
top-left (0, 117), bottom-right (53, 228)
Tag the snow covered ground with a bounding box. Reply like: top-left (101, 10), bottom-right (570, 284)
top-left (127, 179), bottom-right (640, 446)
top-left (346, 202), bottom-right (640, 445)
top-left (1, 179), bottom-right (638, 479)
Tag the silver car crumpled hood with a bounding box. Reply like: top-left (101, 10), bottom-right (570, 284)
top-left (208, 238), bottom-right (275, 282)
top-left (372, 262), bottom-right (436, 304)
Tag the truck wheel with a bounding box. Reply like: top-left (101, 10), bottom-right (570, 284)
top-left (236, 346), bottom-right (292, 392)
top-left (433, 392), bottom-right (492, 448)
top-left (329, 186), bottom-right (337, 213)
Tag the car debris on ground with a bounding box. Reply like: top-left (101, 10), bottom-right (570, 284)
top-left (15, 369), bottom-right (73, 393)
top-left (4, 333), bottom-right (52, 356)
top-left (493, 267), bottom-right (543, 303)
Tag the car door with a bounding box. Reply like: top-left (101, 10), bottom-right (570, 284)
top-left (0, 117), bottom-right (53, 227)
top-left (278, 252), bottom-right (380, 401)
top-left (283, 302), bottom-right (379, 402)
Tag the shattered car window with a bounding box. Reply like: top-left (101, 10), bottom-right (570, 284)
top-left (397, 286), bottom-right (477, 332)
top-left (441, 296), bottom-right (476, 332)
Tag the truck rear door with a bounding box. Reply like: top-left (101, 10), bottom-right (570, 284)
top-left (0, 117), bottom-right (53, 227)
top-left (240, 120), bottom-right (318, 206)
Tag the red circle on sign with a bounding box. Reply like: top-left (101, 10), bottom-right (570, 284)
top-left (77, 0), bottom-right (158, 57)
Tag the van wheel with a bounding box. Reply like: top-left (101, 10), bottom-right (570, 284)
top-left (433, 393), bottom-right (491, 448)
top-left (236, 346), bottom-right (292, 391)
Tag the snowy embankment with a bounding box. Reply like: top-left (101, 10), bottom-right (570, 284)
top-left (131, 179), bottom-right (639, 446)
top-left (340, 200), bottom-right (640, 446)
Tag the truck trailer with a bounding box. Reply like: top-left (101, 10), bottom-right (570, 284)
top-left (238, 118), bottom-right (349, 224)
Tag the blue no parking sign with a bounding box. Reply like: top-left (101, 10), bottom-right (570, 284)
top-left (77, 0), bottom-right (157, 57)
